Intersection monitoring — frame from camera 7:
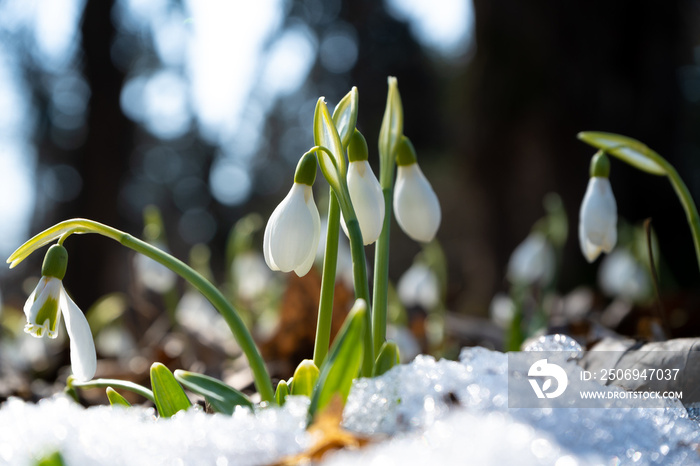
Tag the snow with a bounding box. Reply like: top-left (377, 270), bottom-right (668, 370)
top-left (1, 336), bottom-right (699, 465)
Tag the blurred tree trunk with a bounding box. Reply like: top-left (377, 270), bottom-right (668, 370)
top-left (37, 0), bottom-right (133, 305)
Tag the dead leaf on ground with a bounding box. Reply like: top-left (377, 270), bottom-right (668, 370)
top-left (272, 396), bottom-right (375, 465)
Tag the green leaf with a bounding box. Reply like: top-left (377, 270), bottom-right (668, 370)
top-left (332, 87), bottom-right (359, 150)
top-left (106, 387), bottom-right (132, 407)
top-left (34, 451), bottom-right (65, 466)
top-left (378, 77), bottom-right (404, 183)
top-left (313, 97), bottom-right (346, 190)
top-left (308, 299), bottom-right (366, 423)
top-left (372, 340), bottom-right (400, 377)
top-left (289, 359), bottom-right (320, 397)
top-left (275, 379), bottom-right (289, 406)
top-left (577, 131), bottom-right (666, 176)
top-left (150, 363), bottom-right (191, 418)
top-left (174, 370), bottom-right (252, 415)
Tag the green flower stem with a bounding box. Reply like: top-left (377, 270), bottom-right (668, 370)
top-left (335, 189), bottom-right (374, 377)
top-left (650, 160), bottom-right (700, 273)
top-left (344, 216), bottom-right (374, 377)
top-left (313, 189), bottom-right (341, 368)
top-left (10, 219), bottom-right (274, 402)
top-left (372, 187), bottom-right (393, 356)
top-left (69, 377), bottom-right (155, 403)
top-left (578, 132), bottom-right (700, 275)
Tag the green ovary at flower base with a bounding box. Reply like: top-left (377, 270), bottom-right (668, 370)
top-left (578, 151), bottom-right (617, 262)
top-left (24, 244), bottom-right (97, 382)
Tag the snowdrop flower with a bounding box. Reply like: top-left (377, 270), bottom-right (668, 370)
top-left (397, 262), bottom-right (440, 310)
top-left (598, 249), bottom-right (650, 301)
top-left (579, 152), bottom-right (617, 262)
top-left (23, 244), bottom-right (96, 382)
top-left (134, 246), bottom-right (176, 293)
top-left (263, 182), bottom-right (321, 277)
top-left (342, 130), bottom-right (385, 245)
top-left (507, 232), bottom-right (556, 286)
top-left (393, 137), bottom-right (441, 243)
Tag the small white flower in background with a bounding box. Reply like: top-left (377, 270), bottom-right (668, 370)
top-left (176, 291), bottom-right (240, 356)
top-left (134, 245), bottom-right (177, 293)
top-left (598, 249), bottom-right (650, 302)
top-left (507, 232), bottom-right (556, 286)
top-left (489, 292), bottom-right (516, 329)
top-left (579, 154), bottom-right (617, 262)
top-left (394, 162), bottom-right (441, 243)
top-left (342, 160), bottom-right (385, 245)
top-left (231, 251), bottom-right (274, 302)
top-left (23, 244), bottom-right (96, 382)
top-left (397, 262), bottom-right (440, 310)
top-left (263, 182), bottom-right (321, 277)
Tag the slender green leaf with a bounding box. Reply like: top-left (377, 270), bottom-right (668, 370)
top-left (106, 387), bottom-right (131, 407)
top-left (275, 379), bottom-right (289, 406)
top-left (290, 359), bottom-right (320, 397)
top-left (151, 363), bottom-right (191, 418)
top-left (332, 87), bottom-right (359, 149)
top-left (577, 131), bottom-right (666, 175)
top-left (174, 370), bottom-right (252, 415)
top-left (308, 299), bottom-right (366, 422)
top-left (373, 340), bottom-right (400, 377)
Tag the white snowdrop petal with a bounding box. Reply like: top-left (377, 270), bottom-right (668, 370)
top-left (294, 187), bottom-right (321, 277)
top-left (394, 164), bottom-right (441, 243)
top-left (60, 288), bottom-right (97, 382)
top-left (507, 233), bottom-right (555, 285)
top-left (347, 161), bottom-right (385, 245)
top-left (264, 183), bottom-right (321, 276)
top-left (263, 207), bottom-right (280, 271)
top-left (579, 177), bottom-right (617, 262)
top-left (23, 285), bottom-right (40, 319)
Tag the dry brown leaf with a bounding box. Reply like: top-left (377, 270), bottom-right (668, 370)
top-left (272, 396), bottom-right (374, 465)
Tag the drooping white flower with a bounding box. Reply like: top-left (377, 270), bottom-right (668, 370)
top-left (579, 177), bottom-right (617, 262)
top-left (133, 244), bottom-right (177, 293)
top-left (397, 262), bottom-right (440, 310)
top-left (507, 232), bottom-right (556, 286)
top-left (393, 163), bottom-right (441, 243)
top-left (342, 160), bottom-right (385, 245)
top-left (263, 182), bottom-right (321, 277)
top-left (23, 246), bottom-right (97, 382)
top-left (598, 249), bottom-right (650, 302)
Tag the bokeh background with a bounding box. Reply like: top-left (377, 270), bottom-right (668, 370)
top-left (2, 0), bottom-right (700, 399)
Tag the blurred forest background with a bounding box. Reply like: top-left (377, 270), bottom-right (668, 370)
top-left (2, 0), bottom-right (700, 396)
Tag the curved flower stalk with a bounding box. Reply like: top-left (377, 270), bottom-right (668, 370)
top-left (263, 182), bottom-right (321, 277)
top-left (8, 218), bottom-right (275, 402)
top-left (578, 131), bottom-right (700, 274)
top-left (579, 152), bottom-right (617, 262)
top-left (24, 244), bottom-right (96, 382)
top-left (342, 130), bottom-right (384, 245)
top-left (393, 136), bottom-right (441, 243)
